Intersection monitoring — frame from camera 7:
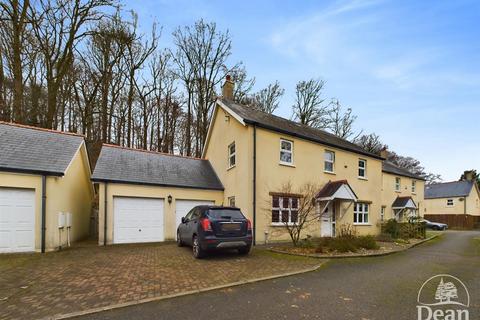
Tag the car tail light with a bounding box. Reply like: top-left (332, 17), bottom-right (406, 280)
top-left (201, 218), bottom-right (212, 231)
top-left (247, 219), bottom-right (252, 231)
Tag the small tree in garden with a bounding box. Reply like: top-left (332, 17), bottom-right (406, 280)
top-left (270, 182), bottom-right (319, 246)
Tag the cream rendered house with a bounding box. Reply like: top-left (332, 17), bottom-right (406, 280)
top-left (203, 80), bottom-right (386, 243)
top-left (381, 160), bottom-right (425, 222)
top-left (0, 122), bottom-right (93, 253)
top-left (424, 180), bottom-right (480, 216)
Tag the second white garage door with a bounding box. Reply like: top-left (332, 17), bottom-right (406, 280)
top-left (175, 200), bottom-right (214, 238)
top-left (113, 197), bottom-right (164, 244)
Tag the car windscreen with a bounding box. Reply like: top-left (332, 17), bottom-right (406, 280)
top-left (207, 209), bottom-right (245, 220)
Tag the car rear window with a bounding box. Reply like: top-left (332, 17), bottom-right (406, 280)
top-left (207, 209), bottom-right (245, 220)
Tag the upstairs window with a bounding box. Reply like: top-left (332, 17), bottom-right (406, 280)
top-left (272, 196), bottom-right (299, 224)
top-left (412, 180), bottom-right (416, 193)
top-left (324, 151), bottom-right (335, 173)
top-left (228, 142), bottom-right (236, 168)
top-left (358, 159), bottom-right (367, 178)
top-left (447, 199), bottom-right (454, 206)
top-left (280, 139), bottom-right (293, 165)
top-left (395, 177), bottom-right (401, 191)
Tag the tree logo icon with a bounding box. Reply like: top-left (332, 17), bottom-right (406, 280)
top-left (417, 274), bottom-right (470, 307)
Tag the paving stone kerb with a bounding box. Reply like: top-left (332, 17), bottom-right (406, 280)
top-left (0, 243), bottom-right (322, 320)
top-left (268, 235), bottom-right (439, 259)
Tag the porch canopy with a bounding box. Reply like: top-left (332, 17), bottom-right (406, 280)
top-left (392, 196), bottom-right (417, 210)
top-left (316, 180), bottom-right (358, 202)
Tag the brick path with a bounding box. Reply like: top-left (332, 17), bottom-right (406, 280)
top-left (0, 242), bottom-right (321, 320)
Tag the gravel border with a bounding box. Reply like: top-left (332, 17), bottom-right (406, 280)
top-left (268, 235), bottom-right (439, 259)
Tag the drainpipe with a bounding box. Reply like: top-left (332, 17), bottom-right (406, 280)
top-left (464, 197), bottom-right (467, 215)
top-left (253, 124), bottom-right (257, 245)
top-left (41, 175), bottom-right (47, 253)
top-left (104, 182), bottom-right (108, 246)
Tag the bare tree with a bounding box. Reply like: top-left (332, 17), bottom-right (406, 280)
top-left (327, 98), bottom-right (361, 140)
top-left (355, 133), bottom-right (387, 154)
top-left (249, 80), bottom-right (284, 114)
top-left (292, 78), bottom-right (329, 128)
top-left (269, 182), bottom-right (319, 246)
top-left (230, 64), bottom-right (255, 104)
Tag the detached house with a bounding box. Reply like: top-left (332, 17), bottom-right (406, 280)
top-left (203, 79), bottom-right (386, 243)
top-left (424, 179), bottom-right (480, 216)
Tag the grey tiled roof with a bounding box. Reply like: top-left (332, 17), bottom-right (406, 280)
top-left (424, 181), bottom-right (474, 199)
top-left (219, 98), bottom-right (383, 160)
top-left (0, 122), bottom-right (84, 176)
top-left (382, 161), bottom-right (425, 180)
top-left (92, 145), bottom-right (224, 190)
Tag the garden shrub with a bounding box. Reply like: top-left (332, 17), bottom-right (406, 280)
top-left (382, 219), bottom-right (400, 239)
top-left (356, 235), bottom-right (379, 250)
top-left (376, 233), bottom-right (394, 242)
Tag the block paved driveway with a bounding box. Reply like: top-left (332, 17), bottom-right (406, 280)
top-left (0, 242), bottom-right (321, 320)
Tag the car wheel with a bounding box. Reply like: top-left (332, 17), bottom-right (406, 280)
top-left (192, 235), bottom-right (205, 259)
top-left (238, 246), bottom-right (251, 255)
top-left (433, 226), bottom-right (439, 230)
top-left (177, 231), bottom-right (183, 247)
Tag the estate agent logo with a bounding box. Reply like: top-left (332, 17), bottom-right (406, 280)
top-left (417, 274), bottom-right (470, 320)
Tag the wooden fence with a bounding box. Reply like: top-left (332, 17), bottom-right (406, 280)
top-left (424, 214), bottom-right (480, 230)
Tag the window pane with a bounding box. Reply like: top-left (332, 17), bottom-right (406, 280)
top-left (229, 143), bottom-right (235, 154)
top-left (282, 197), bottom-right (289, 208)
top-left (281, 140), bottom-right (292, 151)
top-left (364, 213), bottom-right (368, 223)
top-left (272, 196), bottom-right (279, 208)
top-left (324, 162), bottom-right (333, 172)
top-left (353, 213), bottom-right (358, 223)
top-left (359, 168), bottom-right (365, 177)
top-left (291, 197), bottom-right (298, 209)
top-left (364, 204), bottom-right (369, 212)
top-left (272, 210), bottom-right (279, 222)
top-left (324, 151), bottom-right (333, 161)
top-left (281, 210), bottom-right (289, 223)
top-left (280, 151), bottom-right (292, 163)
top-left (358, 212), bottom-right (363, 223)
top-left (291, 210), bottom-right (298, 223)
top-left (359, 160), bottom-right (365, 168)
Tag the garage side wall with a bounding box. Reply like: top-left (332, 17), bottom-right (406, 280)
top-left (0, 172), bottom-right (42, 251)
top-left (46, 145), bottom-right (93, 249)
top-left (98, 183), bottom-right (224, 245)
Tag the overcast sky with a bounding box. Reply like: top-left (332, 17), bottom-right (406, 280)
top-left (124, 0), bottom-right (479, 181)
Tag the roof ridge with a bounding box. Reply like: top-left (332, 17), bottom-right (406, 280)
top-left (428, 180), bottom-right (472, 186)
top-left (0, 121), bottom-right (85, 138)
top-left (220, 98), bottom-right (376, 157)
top-left (102, 143), bottom-right (206, 161)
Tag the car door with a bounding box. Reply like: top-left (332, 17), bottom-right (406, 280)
top-left (179, 208), bottom-right (195, 243)
top-left (186, 208), bottom-right (201, 244)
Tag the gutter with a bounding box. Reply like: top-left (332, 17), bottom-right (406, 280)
top-left (0, 166), bottom-right (64, 177)
top-left (41, 175), bottom-right (47, 253)
top-left (104, 182), bottom-right (108, 246)
top-left (90, 178), bottom-right (224, 191)
top-left (253, 124), bottom-right (257, 245)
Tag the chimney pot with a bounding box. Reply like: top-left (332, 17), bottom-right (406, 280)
top-left (380, 147), bottom-right (388, 159)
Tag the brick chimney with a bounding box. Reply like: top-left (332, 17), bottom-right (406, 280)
top-left (380, 147), bottom-right (388, 159)
top-left (222, 75), bottom-right (234, 100)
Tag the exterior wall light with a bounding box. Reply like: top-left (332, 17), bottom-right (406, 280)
top-left (168, 195), bottom-right (172, 204)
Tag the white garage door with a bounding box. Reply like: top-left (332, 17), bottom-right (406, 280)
top-left (175, 200), bottom-right (214, 238)
top-left (0, 188), bottom-right (35, 253)
top-left (113, 197), bottom-right (164, 244)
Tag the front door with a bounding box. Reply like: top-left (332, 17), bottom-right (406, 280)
top-left (320, 202), bottom-right (335, 237)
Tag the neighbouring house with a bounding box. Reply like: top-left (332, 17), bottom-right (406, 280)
top-left (424, 180), bottom-right (480, 216)
top-left (203, 78), bottom-right (387, 243)
top-left (0, 122), bottom-right (93, 253)
top-left (91, 144), bottom-right (224, 245)
top-left (381, 159), bottom-right (425, 222)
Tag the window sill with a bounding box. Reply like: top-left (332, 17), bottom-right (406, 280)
top-left (270, 223), bottom-right (297, 227)
top-left (353, 223), bottom-right (372, 226)
top-left (227, 165), bottom-right (236, 171)
top-left (358, 176), bottom-right (368, 181)
top-left (324, 171), bottom-right (336, 175)
top-left (279, 162), bottom-right (296, 168)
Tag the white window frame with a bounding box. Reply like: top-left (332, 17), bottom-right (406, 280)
top-left (279, 139), bottom-right (294, 165)
top-left (446, 199), bottom-right (454, 207)
top-left (228, 196), bottom-right (236, 207)
top-left (353, 202), bottom-right (369, 225)
top-left (271, 196), bottom-right (298, 226)
top-left (228, 142), bottom-right (236, 169)
top-left (395, 177), bottom-right (401, 191)
top-left (380, 206), bottom-right (385, 222)
top-left (411, 180), bottom-right (416, 193)
top-left (358, 159), bottom-right (367, 178)
top-left (324, 150), bottom-right (335, 173)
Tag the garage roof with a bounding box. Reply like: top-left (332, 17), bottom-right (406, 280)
top-left (0, 122), bottom-right (84, 176)
top-left (92, 144), bottom-right (224, 190)
top-left (424, 181), bottom-right (474, 199)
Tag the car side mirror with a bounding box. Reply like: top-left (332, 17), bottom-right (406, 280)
top-left (181, 217), bottom-right (187, 224)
